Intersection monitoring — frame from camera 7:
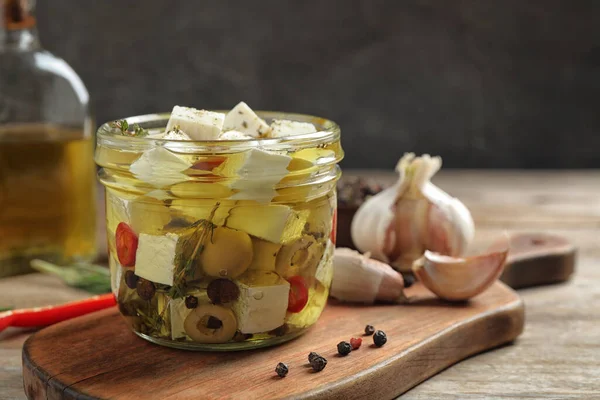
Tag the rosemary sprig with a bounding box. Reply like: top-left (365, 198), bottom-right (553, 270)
top-left (30, 259), bottom-right (111, 294)
top-left (137, 307), bottom-right (165, 337)
top-left (168, 203), bottom-right (220, 299)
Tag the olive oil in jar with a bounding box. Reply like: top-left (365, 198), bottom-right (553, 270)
top-left (0, 124), bottom-right (97, 276)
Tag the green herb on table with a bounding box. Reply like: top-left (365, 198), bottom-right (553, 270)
top-left (0, 307), bottom-right (13, 312)
top-left (30, 259), bottom-right (111, 294)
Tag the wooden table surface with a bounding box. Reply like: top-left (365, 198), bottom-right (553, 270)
top-left (1, 170), bottom-right (599, 399)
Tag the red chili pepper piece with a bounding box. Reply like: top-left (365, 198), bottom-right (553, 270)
top-left (0, 293), bottom-right (116, 333)
top-left (350, 337), bottom-right (362, 350)
top-left (116, 222), bottom-right (138, 267)
top-left (330, 208), bottom-right (337, 245)
top-left (287, 276), bottom-right (309, 313)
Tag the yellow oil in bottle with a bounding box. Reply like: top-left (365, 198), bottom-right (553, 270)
top-left (0, 123), bottom-right (97, 276)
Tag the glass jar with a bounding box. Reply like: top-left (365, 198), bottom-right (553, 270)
top-left (0, 0), bottom-right (97, 277)
top-left (96, 112), bottom-right (343, 350)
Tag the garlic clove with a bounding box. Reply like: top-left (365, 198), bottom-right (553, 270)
top-left (412, 244), bottom-right (508, 301)
top-left (331, 248), bottom-right (406, 304)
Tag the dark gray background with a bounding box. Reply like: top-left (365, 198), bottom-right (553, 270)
top-left (36, 0), bottom-right (600, 169)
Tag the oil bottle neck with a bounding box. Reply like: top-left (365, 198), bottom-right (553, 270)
top-left (1, 0), bottom-right (40, 51)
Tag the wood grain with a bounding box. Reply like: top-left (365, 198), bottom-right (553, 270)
top-left (22, 282), bottom-right (523, 400)
top-left (2, 171), bottom-right (600, 399)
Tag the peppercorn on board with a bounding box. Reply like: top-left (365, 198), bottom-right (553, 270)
top-left (22, 281), bottom-right (523, 400)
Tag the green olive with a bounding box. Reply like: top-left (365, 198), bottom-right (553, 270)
top-left (275, 235), bottom-right (324, 278)
top-left (184, 304), bottom-right (237, 343)
top-left (200, 226), bottom-right (253, 278)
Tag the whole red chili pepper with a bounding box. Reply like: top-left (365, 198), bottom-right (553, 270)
top-left (0, 293), bottom-right (116, 333)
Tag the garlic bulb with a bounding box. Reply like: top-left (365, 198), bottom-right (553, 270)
top-left (413, 244), bottom-right (508, 301)
top-left (330, 248), bottom-right (406, 303)
top-left (351, 153), bottom-right (475, 273)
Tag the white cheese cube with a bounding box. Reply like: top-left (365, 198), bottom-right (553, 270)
top-left (170, 199), bottom-right (233, 226)
top-left (129, 146), bottom-right (192, 188)
top-left (169, 297), bottom-right (190, 340)
top-left (269, 119), bottom-right (317, 138)
top-left (224, 148), bottom-right (291, 203)
top-left (219, 130), bottom-right (253, 140)
top-left (145, 189), bottom-right (171, 201)
top-left (109, 255), bottom-right (123, 296)
top-left (106, 190), bottom-right (134, 234)
top-left (166, 106), bottom-right (224, 141)
top-left (232, 272), bottom-right (290, 334)
top-left (135, 232), bottom-right (179, 285)
top-left (163, 129), bottom-right (192, 141)
top-left (223, 102), bottom-right (271, 138)
top-left (226, 204), bottom-right (308, 244)
top-left (315, 240), bottom-right (334, 287)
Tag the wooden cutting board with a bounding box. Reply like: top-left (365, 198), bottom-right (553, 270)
top-left (22, 281), bottom-right (524, 400)
top-left (498, 232), bottom-right (576, 289)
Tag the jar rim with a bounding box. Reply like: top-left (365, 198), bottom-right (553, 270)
top-left (96, 111), bottom-right (341, 153)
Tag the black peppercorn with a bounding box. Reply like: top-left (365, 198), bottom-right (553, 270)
top-left (185, 295), bottom-right (198, 309)
top-left (373, 330), bottom-right (387, 347)
top-left (136, 278), bottom-right (155, 300)
top-left (308, 351), bottom-right (320, 363)
top-left (207, 279), bottom-right (240, 304)
top-left (124, 270), bottom-right (139, 289)
top-left (310, 355), bottom-right (327, 372)
top-left (233, 331), bottom-right (252, 342)
top-left (275, 362), bottom-right (289, 378)
top-left (337, 341), bottom-right (352, 356)
top-left (403, 274), bottom-right (415, 289)
top-left (364, 324), bottom-right (375, 336)
top-left (269, 324), bottom-right (289, 337)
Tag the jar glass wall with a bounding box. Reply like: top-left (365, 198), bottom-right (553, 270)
top-left (96, 112), bottom-right (343, 350)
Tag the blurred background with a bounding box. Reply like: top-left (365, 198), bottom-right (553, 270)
top-left (37, 0), bottom-right (600, 169)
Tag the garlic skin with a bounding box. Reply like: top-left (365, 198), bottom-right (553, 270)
top-left (413, 246), bottom-right (508, 301)
top-left (351, 153), bottom-right (475, 272)
top-left (330, 248), bottom-right (406, 304)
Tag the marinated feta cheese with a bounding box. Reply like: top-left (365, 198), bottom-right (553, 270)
top-left (226, 204), bottom-right (308, 244)
top-left (315, 240), bottom-right (334, 287)
top-left (223, 148), bottom-right (292, 202)
top-left (170, 199), bottom-right (233, 226)
top-left (270, 119), bottom-right (317, 138)
top-left (163, 129), bottom-right (192, 141)
top-left (129, 146), bottom-right (192, 188)
top-left (109, 255), bottom-right (123, 296)
top-left (219, 130), bottom-right (253, 140)
top-left (134, 232), bottom-right (180, 285)
top-left (165, 105), bottom-right (225, 140)
top-left (231, 272), bottom-right (290, 334)
top-left (170, 297), bottom-right (190, 340)
top-left (223, 102), bottom-right (271, 138)
top-left (106, 191), bottom-right (135, 234)
top-left (145, 189), bottom-right (171, 201)
top-left (129, 197), bottom-right (172, 234)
